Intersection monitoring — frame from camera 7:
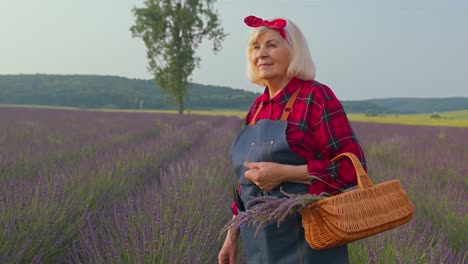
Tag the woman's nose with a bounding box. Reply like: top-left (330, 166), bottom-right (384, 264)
top-left (257, 47), bottom-right (268, 58)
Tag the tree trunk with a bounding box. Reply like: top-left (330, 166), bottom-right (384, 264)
top-left (177, 95), bottom-right (184, 115)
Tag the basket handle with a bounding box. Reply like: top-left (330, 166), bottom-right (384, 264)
top-left (331, 152), bottom-right (373, 189)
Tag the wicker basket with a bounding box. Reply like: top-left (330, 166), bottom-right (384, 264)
top-left (301, 152), bottom-right (414, 250)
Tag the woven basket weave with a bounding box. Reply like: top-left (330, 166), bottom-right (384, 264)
top-left (301, 152), bottom-right (414, 250)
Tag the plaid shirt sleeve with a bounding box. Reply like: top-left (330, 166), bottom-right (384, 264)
top-left (304, 84), bottom-right (367, 195)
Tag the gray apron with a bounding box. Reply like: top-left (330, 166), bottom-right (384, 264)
top-left (229, 83), bottom-right (349, 263)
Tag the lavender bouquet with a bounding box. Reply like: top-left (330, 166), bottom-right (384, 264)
top-left (219, 189), bottom-right (326, 238)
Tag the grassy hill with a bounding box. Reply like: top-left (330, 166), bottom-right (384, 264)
top-left (363, 98), bottom-right (468, 114)
top-left (0, 74), bottom-right (258, 111)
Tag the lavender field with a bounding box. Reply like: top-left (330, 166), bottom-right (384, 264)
top-left (0, 106), bottom-right (466, 263)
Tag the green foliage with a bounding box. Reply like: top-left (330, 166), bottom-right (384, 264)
top-left (130, 0), bottom-right (227, 114)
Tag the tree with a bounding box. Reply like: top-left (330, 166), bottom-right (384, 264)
top-left (130, 0), bottom-right (226, 114)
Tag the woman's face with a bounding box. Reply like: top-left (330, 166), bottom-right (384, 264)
top-left (251, 29), bottom-right (290, 83)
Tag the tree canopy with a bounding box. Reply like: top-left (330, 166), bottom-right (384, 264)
top-left (131, 0), bottom-right (226, 114)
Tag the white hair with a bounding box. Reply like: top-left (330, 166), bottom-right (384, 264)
top-left (246, 18), bottom-right (316, 86)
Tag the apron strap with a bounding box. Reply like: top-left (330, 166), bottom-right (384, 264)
top-left (249, 102), bottom-right (263, 125)
top-left (280, 82), bottom-right (303, 122)
top-left (249, 81), bottom-right (304, 125)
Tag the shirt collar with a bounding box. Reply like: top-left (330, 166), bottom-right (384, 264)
top-left (258, 77), bottom-right (302, 105)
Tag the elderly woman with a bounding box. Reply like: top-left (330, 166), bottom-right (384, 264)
top-left (218, 16), bottom-right (366, 264)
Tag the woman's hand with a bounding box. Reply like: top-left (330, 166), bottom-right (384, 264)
top-left (218, 225), bottom-right (239, 264)
top-left (244, 162), bottom-right (285, 191)
top-left (244, 162), bottom-right (310, 190)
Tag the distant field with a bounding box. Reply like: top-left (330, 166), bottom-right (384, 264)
top-left (187, 109), bottom-right (468, 127)
top-left (1, 104), bottom-right (467, 127)
top-left (432, 109), bottom-right (468, 120)
top-left (0, 103), bottom-right (81, 111)
top-left (346, 112), bottom-right (468, 127)
top-left (129, 109), bottom-right (468, 127)
top-left (114, 108), bottom-right (248, 118)
top-left (0, 104), bottom-right (247, 118)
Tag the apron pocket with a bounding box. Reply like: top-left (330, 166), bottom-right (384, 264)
top-left (245, 141), bottom-right (274, 163)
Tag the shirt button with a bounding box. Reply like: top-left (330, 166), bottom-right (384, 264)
top-left (331, 174), bottom-right (337, 179)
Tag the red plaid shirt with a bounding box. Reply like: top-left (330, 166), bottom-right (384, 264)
top-left (232, 77), bottom-right (366, 215)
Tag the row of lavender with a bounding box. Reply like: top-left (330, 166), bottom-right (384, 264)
top-left (0, 107), bottom-right (240, 263)
top-left (66, 119), bottom-right (241, 263)
top-left (348, 123), bottom-right (467, 263)
top-left (1, 107), bottom-right (466, 263)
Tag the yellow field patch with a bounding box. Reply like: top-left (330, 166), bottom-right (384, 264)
top-left (346, 113), bottom-right (468, 127)
top-left (431, 110), bottom-right (468, 120)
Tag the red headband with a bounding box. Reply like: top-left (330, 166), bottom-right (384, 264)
top-left (244, 15), bottom-right (287, 39)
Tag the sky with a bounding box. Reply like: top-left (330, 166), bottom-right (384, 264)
top-left (1, 0), bottom-right (467, 100)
